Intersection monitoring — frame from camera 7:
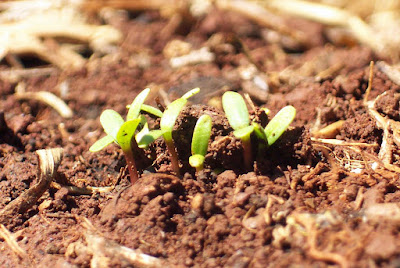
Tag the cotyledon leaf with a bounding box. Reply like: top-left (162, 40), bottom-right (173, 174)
top-left (100, 109), bottom-right (124, 140)
top-left (127, 88), bottom-right (150, 121)
top-left (233, 125), bottom-right (254, 140)
top-left (222, 91), bottom-right (250, 131)
top-left (116, 118), bottom-right (141, 152)
top-left (89, 135), bottom-right (114, 152)
top-left (191, 114), bottom-right (212, 156)
top-left (264, 105), bottom-right (296, 146)
top-left (141, 104), bottom-right (163, 118)
top-left (137, 129), bottom-right (164, 149)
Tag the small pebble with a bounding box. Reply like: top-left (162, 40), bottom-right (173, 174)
top-left (233, 192), bottom-right (250, 207)
top-left (163, 192), bottom-right (174, 203)
top-left (191, 193), bottom-right (204, 211)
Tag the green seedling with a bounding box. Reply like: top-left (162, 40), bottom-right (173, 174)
top-left (264, 105), bottom-right (296, 145)
top-left (223, 91), bottom-right (297, 170)
top-left (253, 105), bottom-right (296, 147)
top-left (90, 88), bottom-right (152, 151)
top-left (90, 110), bottom-right (141, 183)
top-left (90, 88), bottom-right (161, 184)
top-left (160, 87), bottom-right (200, 175)
top-left (189, 114), bottom-right (212, 172)
top-left (222, 91), bottom-right (254, 170)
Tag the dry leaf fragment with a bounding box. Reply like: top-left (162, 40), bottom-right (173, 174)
top-left (0, 148), bottom-right (63, 225)
top-left (73, 218), bottom-right (165, 268)
top-left (0, 0), bottom-right (122, 69)
top-left (0, 224), bottom-right (29, 260)
top-left (15, 90), bottom-right (73, 118)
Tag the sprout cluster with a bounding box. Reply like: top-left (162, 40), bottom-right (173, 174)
top-left (90, 88), bottom-right (296, 183)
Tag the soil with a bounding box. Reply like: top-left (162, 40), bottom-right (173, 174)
top-left (1, 6), bottom-right (400, 268)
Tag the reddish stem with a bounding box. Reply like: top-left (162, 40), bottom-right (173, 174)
top-left (165, 140), bottom-right (180, 176)
top-left (124, 150), bottom-right (139, 184)
top-left (242, 138), bottom-right (253, 171)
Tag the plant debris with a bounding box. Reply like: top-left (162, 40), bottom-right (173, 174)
top-left (0, 0), bottom-right (121, 69)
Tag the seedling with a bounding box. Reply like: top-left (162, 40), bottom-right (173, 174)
top-left (160, 88), bottom-right (200, 175)
top-left (89, 110), bottom-right (141, 183)
top-left (90, 86), bottom-right (295, 180)
top-left (90, 88), bottom-right (161, 184)
top-left (252, 105), bottom-right (296, 147)
top-left (222, 91), bottom-right (254, 170)
top-left (189, 114), bottom-right (212, 172)
top-left (223, 91), bottom-right (297, 170)
top-left (90, 88), bottom-right (151, 150)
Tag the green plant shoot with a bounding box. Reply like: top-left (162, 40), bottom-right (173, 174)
top-left (264, 105), bottom-right (296, 145)
top-left (89, 88), bottom-right (161, 184)
top-left (90, 88), bottom-right (152, 151)
top-left (252, 105), bottom-right (296, 154)
top-left (89, 109), bottom-right (124, 152)
top-left (127, 88), bottom-right (151, 121)
top-left (189, 114), bottom-right (212, 172)
top-left (89, 109), bottom-right (141, 183)
top-left (222, 91), bottom-right (254, 170)
top-left (116, 118), bottom-right (141, 183)
top-left (160, 88), bottom-right (200, 175)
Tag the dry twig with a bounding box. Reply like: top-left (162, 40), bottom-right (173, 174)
top-left (0, 67), bottom-right (57, 83)
top-left (311, 120), bottom-right (345, 139)
top-left (311, 138), bottom-right (378, 148)
top-left (0, 148), bottom-right (63, 225)
top-left (68, 218), bottom-right (165, 268)
top-left (0, 224), bottom-right (29, 260)
top-left (15, 90), bottom-right (73, 118)
top-left (0, 0), bottom-right (121, 69)
top-left (51, 181), bottom-right (114, 195)
top-left (263, 194), bottom-right (285, 226)
top-left (363, 63), bottom-right (400, 169)
top-left (376, 61), bottom-right (400, 86)
top-left (216, 0), bottom-right (306, 46)
top-left (290, 212), bottom-right (349, 268)
top-left (83, 0), bottom-right (185, 13)
top-left (265, 0), bottom-right (386, 57)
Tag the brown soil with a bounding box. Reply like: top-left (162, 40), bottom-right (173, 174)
top-left (1, 5), bottom-right (400, 268)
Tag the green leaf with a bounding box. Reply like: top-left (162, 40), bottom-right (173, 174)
top-left (100, 109), bottom-right (124, 140)
top-left (181, 87), bottom-right (200, 100)
top-left (189, 154), bottom-right (205, 169)
top-left (222, 91), bottom-right (250, 131)
top-left (160, 88), bottom-right (200, 142)
top-left (89, 135), bottom-right (114, 152)
top-left (127, 88), bottom-right (150, 121)
top-left (137, 129), bottom-right (164, 149)
top-left (233, 125), bottom-right (254, 140)
top-left (141, 104), bottom-right (163, 117)
top-left (191, 114), bottom-right (212, 157)
top-left (265, 105), bottom-right (296, 145)
top-left (161, 98), bottom-right (187, 142)
top-left (116, 118), bottom-right (141, 152)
